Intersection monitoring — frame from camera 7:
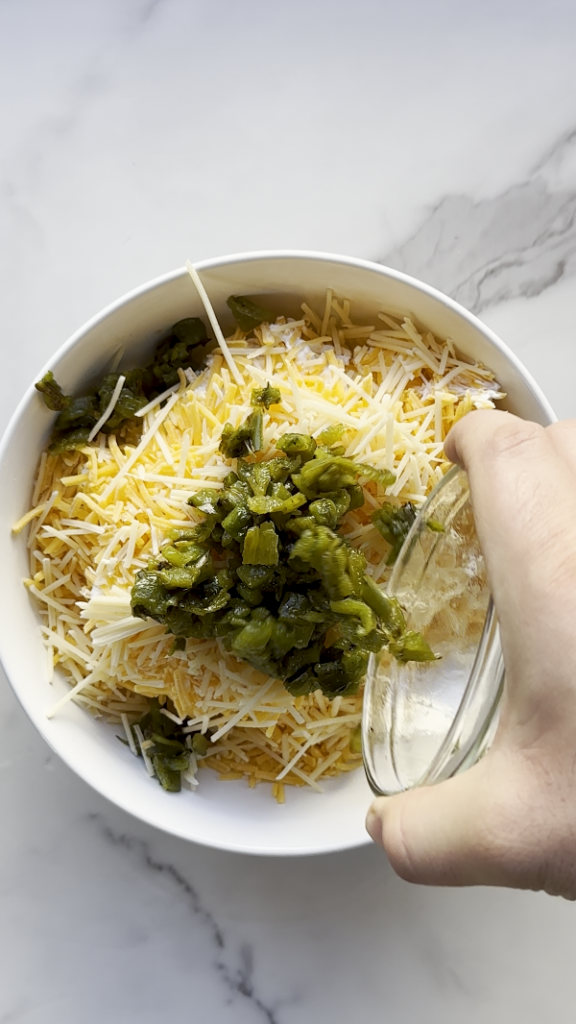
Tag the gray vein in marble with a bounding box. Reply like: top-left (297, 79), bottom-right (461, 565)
top-left (93, 815), bottom-right (281, 1024)
top-left (380, 127), bottom-right (576, 313)
top-left (532, 124), bottom-right (576, 174)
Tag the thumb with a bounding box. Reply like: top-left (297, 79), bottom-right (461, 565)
top-left (366, 760), bottom-right (516, 888)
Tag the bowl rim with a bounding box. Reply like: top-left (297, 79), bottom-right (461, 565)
top-left (8, 250), bottom-right (556, 430)
top-left (0, 250), bottom-right (556, 856)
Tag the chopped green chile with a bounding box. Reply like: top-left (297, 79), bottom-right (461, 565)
top-left (35, 317), bottom-right (212, 453)
top-left (130, 423), bottom-right (434, 700)
top-left (427, 518), bottom-right (445, 533)
top-left (293, 454), bottom-right (395, 498)
top-left (276, 433), bottom-right (317, 457)
top-left (360, 576), bottom-right (405, 635)
top-left (236, 565), bottom-right (275, 589)
top-left (221, 505), bottom-right (253, 540)
top-left (347, 548), bottom-right (366, 596)
top-left (150, 732), bottom-right (186, 753)
top-left (329, 598), bottom-right (376, 636)
top-left (317, 423), bottom-right (346, 446)
top-left (128, 698), bottom-right (212, 791)
top-left (247, 491), bottom-right (306, 516)
top-left (308, 498), bottom-right (339, 528)
top-left (179, 587), bottom-right (231, 616)
top-left (131, 570), bottom-right (177, 619)
top-left (388, 630), bottom-right (437, 663)
top-left (371, 501), bottom-right (417, 564)
top-left (232, 613), bottom-right (274, 655)
top-left (219, 409), bottom-right (264, 458)
top-left (161, 541), bottom-right (207, 568)
top-left (187, 489), bottom-right (222, 516)
top-left (267, 455), bottom-right (302, 483)
top-left (95, 375), bottom-right (148, 429)
top-left (156, 564), bottom-right (205, 589)
top-left (237, 583), bottom-right (263, 606)
top-left (227, 295), bottom-right (273, 332)
top-left (192, 733), bottom-right (210, 756)
top-left (172, 317), bottom-right (208, 347)
top-left (251, 382), bottom-right (281, 408)
top-left (48, 427), bottom-right (92, 454)
top-left (159, 754), bottom-right (190, 771)
top-left (243, 461), bottom-right (271, 495)
top-left (242, 522), bottom-right (279, 565)
top-left (347, 484), bottom-right (365, 511)
top-left (152, 756), bottom-right (182, 792)
top-left (35, 371), bottom-right (70, 412)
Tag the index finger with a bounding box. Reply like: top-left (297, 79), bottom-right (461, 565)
top-left (444, 411), bottom-right (576, 703)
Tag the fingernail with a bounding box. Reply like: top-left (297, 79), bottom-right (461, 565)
top-left (366, 804), bottom-right (384, 847)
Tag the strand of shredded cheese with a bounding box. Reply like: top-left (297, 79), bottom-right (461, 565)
top-left (87, 375), bottom-right (126, 442)
top-left (185, 261), bottom-right (244, 387)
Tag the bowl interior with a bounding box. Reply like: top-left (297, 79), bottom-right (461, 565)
top-left (0, 253), bottom-right (554, 854)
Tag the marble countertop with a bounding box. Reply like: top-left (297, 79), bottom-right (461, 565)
top-left (2, 1), bottom-right (576, 1020)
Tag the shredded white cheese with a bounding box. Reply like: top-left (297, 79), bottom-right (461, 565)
top-left (185, 261), bottom-right (243, 387)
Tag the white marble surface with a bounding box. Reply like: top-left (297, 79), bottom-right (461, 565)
top-left (2, 1), bottom-right (576, 1020)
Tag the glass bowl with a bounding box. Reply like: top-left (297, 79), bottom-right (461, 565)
top-left (362, 466), bottom-right (505, 797)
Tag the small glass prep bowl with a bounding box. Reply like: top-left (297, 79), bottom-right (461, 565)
top-left (362, 466), bottom-right (505, 797)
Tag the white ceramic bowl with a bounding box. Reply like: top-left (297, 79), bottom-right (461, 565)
top-left (0, 252), bottom-right (555, 855)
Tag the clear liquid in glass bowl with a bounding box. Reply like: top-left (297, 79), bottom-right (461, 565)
top-left (362, 466), bottom-right (505, 797)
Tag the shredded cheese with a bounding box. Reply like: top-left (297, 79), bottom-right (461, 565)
top-left (22, 291), bottom-right (503, 798)
top-left (185, 261), bottom-right (243, 387)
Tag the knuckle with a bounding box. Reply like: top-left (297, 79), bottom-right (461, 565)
top-left (484, 418), bottom-right (545, 463)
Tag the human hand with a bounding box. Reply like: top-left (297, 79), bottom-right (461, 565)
top-left (366, 410), bottom-right (576, 898)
